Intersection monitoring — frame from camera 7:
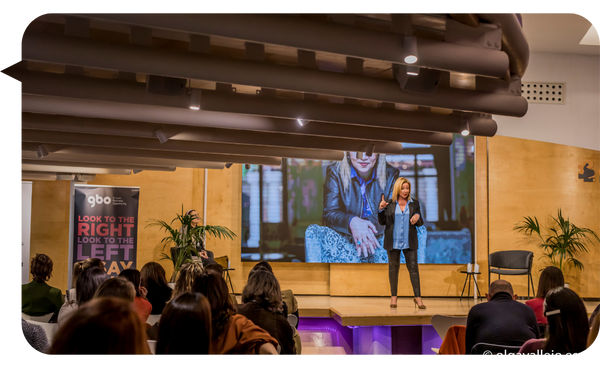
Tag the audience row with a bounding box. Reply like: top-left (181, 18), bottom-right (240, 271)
top-left (22, 254), bottom-right (297, 354)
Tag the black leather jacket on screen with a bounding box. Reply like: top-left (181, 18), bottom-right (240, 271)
top-left (322, 160), bottom-right (399, 236)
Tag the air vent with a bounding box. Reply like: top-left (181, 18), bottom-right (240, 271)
top-left (521, 82), bottom-right (565, 104)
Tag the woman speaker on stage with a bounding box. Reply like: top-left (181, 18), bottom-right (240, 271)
top-left (378, 177), bottom-right (426, 309)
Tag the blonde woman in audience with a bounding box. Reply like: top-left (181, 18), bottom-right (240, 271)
top-left (22, 254), bottom-right (63, 317)
top-left (170, 261), bottom-right (204, 300)
top-left (192, 272), bottom-right (278, 354)
top-left (66, 258), bottom-right (105, 302)
top-left (49, 297), bottom-right (150, 354)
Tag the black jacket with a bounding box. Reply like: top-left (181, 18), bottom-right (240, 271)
top-left (236, 301), bottom-right (296, 354)
top-left (323, 161), bottom-right (399, 236)
top-left (465, 292), bottom-right (539, 354)
top-left (377, 198), bottom-right (424, 251)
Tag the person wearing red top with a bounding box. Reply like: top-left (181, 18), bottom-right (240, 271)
top-left (120, 269), bottom-right (152, 323)
top-left (525, 266), bottom-right (564, 329)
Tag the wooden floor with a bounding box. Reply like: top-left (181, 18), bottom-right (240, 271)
top-left (295, 295), bottom-right (599, 326)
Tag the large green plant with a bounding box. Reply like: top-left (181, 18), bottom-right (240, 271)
top-left (514, 209), bottom-right (599, 272)
top-left (146, 206), bottom-right (237, 281)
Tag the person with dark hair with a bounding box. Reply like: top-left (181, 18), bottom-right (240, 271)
top-left (192, 272), bottom-right (278, 354)
top-left (180, 209), bottom-right (217, 267)
top-left (66, 258), bottom-right (105, 303)
top-left (237, 270), bottom-right (295, 354)
top-left (22, 254), bottom-right (64, 317)
top-left (589, 314), bottom-right (599, 349)
top-left (156, 292), bottom-right (212, 354)
top-left (49, 297), bottom-right (150, 354)
top-left (519, 287), bottom-right (590, 354)
top-left (465, 280), bottom-right (539, 354)
top-left (94, 277), bottom-right (136, 302)
top-left (58, 267), bottom-right (107, 327)
top-left (250, 262), bottom-right (298, 321)
top-left (120, 268), bottom-right (152, 323)
top-left (252, 261), bottom-right (273, 274)
top-left (140, 262), bottom-right (173, 314)
top-left (204, 263), bottom-right (224, 275)
top-left (525, 266), bottom-right (564, 333)
top-left (22, 319), bottom-right (49, 353)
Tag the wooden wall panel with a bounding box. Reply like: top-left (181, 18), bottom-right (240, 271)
top-left (488, 136), bottom-right (600, 298)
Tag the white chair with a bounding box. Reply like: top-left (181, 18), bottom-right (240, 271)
top-left (147, 340), bottom-right (157, 354)
top-left (430, 315), bottom-right (468, 340)
top-left (26, 320), bottom-right (59, 344)
top-left (287, 314), bottom-right (298, 328)
top-left (147, 314), bottom-right (161, 325)
top-left (22, 313), bottom-right (53, 323)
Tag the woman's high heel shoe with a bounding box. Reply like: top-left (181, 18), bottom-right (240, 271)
top-left (390, 297), bottom-right (397, 308)
top-left (413, 297), bottom-right (426, 309)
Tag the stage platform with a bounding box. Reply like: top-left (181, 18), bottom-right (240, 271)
top-left (295, 295), bottom-right (599, 326)
top-left (290, 296), bottom-right (598, 354)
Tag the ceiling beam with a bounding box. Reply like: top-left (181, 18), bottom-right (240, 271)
top-left (71, 13), bottom-right (509, 78)
top-left (22, 159), bottom-right (177, 172)
top-left (20, 31), bottom-right (528, 117)
top-left (22, 164), bottom-right (131, 175)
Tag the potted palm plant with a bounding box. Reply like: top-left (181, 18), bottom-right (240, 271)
top-left (514, 209), bottom-right (599, 287)
top-left (147, 206), bottom-right (237, 282)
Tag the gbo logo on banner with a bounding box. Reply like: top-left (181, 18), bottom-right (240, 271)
top-left (88, 194), bottom-right (112, 208)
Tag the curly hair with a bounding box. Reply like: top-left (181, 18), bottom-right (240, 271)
top-left (171, 261), bottom-right (204, 300)
top-left (30, 254), bottom-right (53, 282)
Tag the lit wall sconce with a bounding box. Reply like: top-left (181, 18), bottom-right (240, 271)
top-left (189, 89), bottom-right (201, 110)
top-left (407, 65), bottom-right (419, 76)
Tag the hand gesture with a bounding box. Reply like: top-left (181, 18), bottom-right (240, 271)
top-left (139, 285), bottom-right (148, 299)
top-left (199, 251), bottom-right (208, 259)
top-left (379, 194), bottom-right (389, 211)
top-left (410, 214), bottom-right (420, 225)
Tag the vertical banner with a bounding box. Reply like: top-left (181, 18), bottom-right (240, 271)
top-left (73, 185), bottom-right (140, 277)
top-left (22, 181), bottom-right (33, 284)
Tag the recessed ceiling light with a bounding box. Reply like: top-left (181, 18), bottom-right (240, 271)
top-left (579, 23), bottom-right (600, 46)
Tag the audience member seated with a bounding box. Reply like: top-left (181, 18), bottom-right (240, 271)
top-left (237, 270), bottom-right (296, 354)
top-left (140, 262), bottom-right (173, 315)
top-left (120, 269), bottom-right (152, 323)
top-left (252, 261), bottom-right (299, 326)
top-left (590, 303), bottom-right (600, 326)
top-left (519, 287), bottom-right (590, 355)
top-left (67, 258), bottom-right (105, 303)
top-left (58, 267), bottom-right (107, 327)
top-left (525, 266), bottom-right (564, 335)
top-left (22, 254), bottom-right (63, 317)
top-left (204, 263), bottom-right (237, 306)
top-left (156, 292), bottom-right (212, 354)
top-left (22, 318), bottom-right (49, 353)
top-left (466, 280), bottom-right (539, 354)
top-left (94, 277), bottom-right (136, 301)
top-left (49, 297), bottom-right (150, 354)
top-left (171, 261), bottom-right (204, 300)
top-left (192, 272), bottom-right (278, 354)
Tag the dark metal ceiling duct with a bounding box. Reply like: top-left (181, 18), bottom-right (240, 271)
top-left (22, 159), bottom-right (177, 172)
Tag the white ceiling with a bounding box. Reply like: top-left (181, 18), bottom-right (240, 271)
top-left (521, 13), bottom-right (599, 55)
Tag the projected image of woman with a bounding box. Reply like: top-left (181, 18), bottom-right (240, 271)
top-left (305, 151), bottom-right (399, 263)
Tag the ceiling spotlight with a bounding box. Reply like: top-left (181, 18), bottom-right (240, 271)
top-left (460, 118), bottom-right (470, 136)
top-left (36, 144), bottom-right (49, 158)
top-left (406, 65), bottom-right (419, 76)
top-left (189, 89), bottom-right (201, 110)
top-left (245, 164), bottom-right (251, 170)
top-left (404, 36), bottom-right (418, 64)
top-left (225, 163), bottom-right (233, 169)
top-left (154, 128), bottom-right (168, 144)
top-left (297, 119), bottom-right (307, 126)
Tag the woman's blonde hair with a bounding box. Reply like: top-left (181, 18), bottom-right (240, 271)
top-left (392, 177), bottom-right (412, 202)
top-left (339, 152), bottom-right (387, 191)
top-left (171, 261), bottom-right (204, 300)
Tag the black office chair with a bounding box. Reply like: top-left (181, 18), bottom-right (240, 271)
top-left (488, 250), bottom-right (535, 298)
top-left (471, 342), bottom-right (522, 355)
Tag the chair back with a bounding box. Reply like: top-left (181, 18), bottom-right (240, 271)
top-left (430, 315), bottom-right (468, 339)
top-left (147, 314), bottom-right (161, 326)
top-left (22, 313), bottom-right (54, 323)
top-left (26, 320), bottom-right (59, 344)
top-left (214, 255), bottom-right (229, 270)
top-left (489, 251), bottom-right (533, 270)
top-left (471, 342), bottom-right (522, 355)
top-left (147, 340), bottom-right (157, 354)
